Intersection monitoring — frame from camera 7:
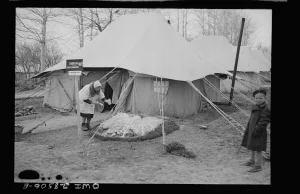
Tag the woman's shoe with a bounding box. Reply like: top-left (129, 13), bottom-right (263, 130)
top-left (86, 123), bottom-right (91, 131)
top-left (82, 123), bottom-right (88, 131)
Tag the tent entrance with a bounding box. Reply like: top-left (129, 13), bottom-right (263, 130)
top-left (102, 82), bottom-right (115, 112)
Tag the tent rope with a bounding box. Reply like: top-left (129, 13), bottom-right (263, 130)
top-left (15, 74), bottom-right (69, 110)
top-left (239, 72), bottom-right (261, 88)
top-left (235, 79), bottom-right (256, 91)
top-left (203, 78), bottom-right (250, 117)
top-left (15, 69), bottom-right (52, 85)
top-left (102, 70), bottom-right (120, 85)
top-left (99, 67), bottom-right (117, 82)
top-left (188, 81), bottom-right (245, 136)
top-left (16, 71), bottom-right (55, 93)
top-left (256, 72), bottom-right (271, 82)
top-left (213, 74), bottom-right (256, 104)
top-left (22, 100), bottom-right (72, 134)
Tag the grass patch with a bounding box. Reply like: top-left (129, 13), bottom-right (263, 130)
top-left (165, 141), bottom-right (196, 159)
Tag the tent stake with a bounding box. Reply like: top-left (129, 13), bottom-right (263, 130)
top-left (229, 18), bottom-right (245, 106)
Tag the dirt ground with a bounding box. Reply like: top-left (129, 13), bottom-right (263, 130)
top-left (14, 90), bottom-right (270, 184)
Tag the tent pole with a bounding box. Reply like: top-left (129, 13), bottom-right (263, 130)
top-left (74, 75), bottom-right (82, 141)
top-left (229, 18), bottom-right (245, 106)
top-left (161, 77), bottom-right (165, 150)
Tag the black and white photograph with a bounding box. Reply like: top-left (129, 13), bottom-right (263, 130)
top-left (14, 7), bottom-right (272, 185)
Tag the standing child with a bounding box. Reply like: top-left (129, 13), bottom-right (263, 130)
top-left (241, 88), bottom-right (271, 172)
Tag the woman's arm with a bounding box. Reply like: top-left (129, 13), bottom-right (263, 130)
top-left (83, 99), bottom-right (92, 104)
top-left (99, 90), bottom-right (112, 105)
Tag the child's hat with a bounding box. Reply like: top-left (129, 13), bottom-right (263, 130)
top-left (253, 88), bottom-right (267, 97)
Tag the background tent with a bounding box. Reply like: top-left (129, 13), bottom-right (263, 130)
top-left (36, 12), bottom-right (228, 117)
top-left (233, 46), bottom-right (271, 88)
top-left (191, 36), bottom-right (270, 92)
top-left (247, 49), bottom-right (271, 85)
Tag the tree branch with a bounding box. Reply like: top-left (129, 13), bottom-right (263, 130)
top-left (16, 14), bottom-right (42, 41)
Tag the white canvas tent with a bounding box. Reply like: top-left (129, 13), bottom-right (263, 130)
top-left (36, 13), bottom-right (231, 117)
top-left (191, 36), bottom-right (270, 92)
top-left (250, 49), bottom-right (271, 71)
top-left (248, 49), bottom-right (271, 85)
top-left (234, 46), bottom-right (271, 87)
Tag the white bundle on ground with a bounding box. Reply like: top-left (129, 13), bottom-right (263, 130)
top-left (130, 117), bottom-right (163, 136)
top-left (100, 113), bottom-right (129, 129)
top-left (98, 113), bottom-right (163, 138)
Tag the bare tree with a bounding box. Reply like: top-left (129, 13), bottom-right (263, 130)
top-left (16, 8), bottom-right (63, 73)
top-left (232, 10), bottom-right (257, 47)
top-left (63, 8), bottom-right (86, 48)
top-left (79, 8), bottom-right (118, 35)
top-left (177, 9), bottom-right (180, 32)
top-left (16, 42), bottom-right (64, 77)
top-left (194, 9), bottom-right (208, 36)
top-left (44, 43), bottom-right (64, 69)
top-left (16, 43), bottom-right (34, 79)
top-left (183, 9), bottom-right (191, 40)
top-left (182, 10), bottom-right (185, 37)
top-left (193, 9), bottom-right (258, 47)
top-left (89, 9), bottom-right (93, 41)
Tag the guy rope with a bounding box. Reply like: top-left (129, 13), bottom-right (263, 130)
top-left (187, 81), bottom-right (245, 136)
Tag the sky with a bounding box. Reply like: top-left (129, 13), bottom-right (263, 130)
top-left (16, 8), bottom-right (272, 57)
top-left (244, 9), bottom-right (272, 48)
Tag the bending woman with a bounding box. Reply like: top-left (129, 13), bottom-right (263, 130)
top-left (78, 80), bottom-right (111, 131)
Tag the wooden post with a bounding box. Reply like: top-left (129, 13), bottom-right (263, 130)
top-left (74, 76), bottom-right (82, 141)
top-left (161, 77), bottom-right (165, 150)
top-left (229, 18), bottom-right (245, 106)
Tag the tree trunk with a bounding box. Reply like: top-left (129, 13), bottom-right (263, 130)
top-left (177, 9), bottom-right (179, 32)
top-left (90, 8), bottom-right (93, 41)
top-left (40, 8), bottom-right (47, 73)
top-left (79, 8), bottom-right (84, 48)
top-left (184, 10), bottom-right (188, 39)
top-left (182, 10), bottom-right (184, 37)
top-left (22, 64), bottom-right (27, 80)
top-left (213, 10), bottom-right (216, 35)
top-left (202, 10), bottom-right (206, 35)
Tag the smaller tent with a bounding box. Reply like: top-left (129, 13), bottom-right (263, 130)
top-left (191, 36), bottom-right (270, 92)
top-left (248, 49), bottom-right (271, 85)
